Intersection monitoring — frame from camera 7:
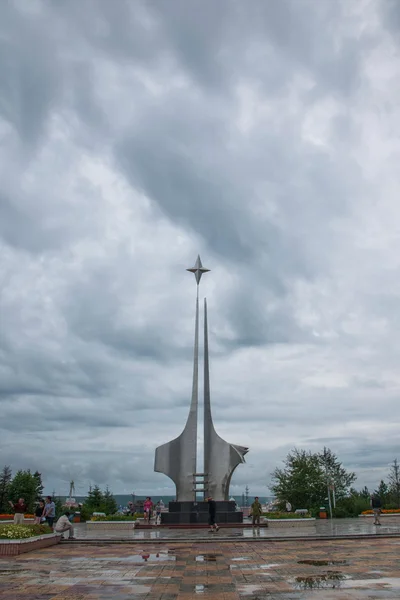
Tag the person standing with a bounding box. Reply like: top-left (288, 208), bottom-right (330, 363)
top-left (34, 500), bottom-right (45, 525)
top-left (8, 498), bottom-right (27, 525)
top-left (54, 511), bottom-right (75, 539)
top-left (155, 501), bottom-right (162, 525)
top-left (371, 494), bottom-right (382, 525)
top-left (43, 496), bottom-right (56, 530)
top-left (143, 497), bottom-right (153, 523)
top-left (251, 497), bottom-right (262, 527)
top-left (207, 496), bottom-right (219, 532)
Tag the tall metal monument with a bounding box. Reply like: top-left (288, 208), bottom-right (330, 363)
top-left (154, 256), bottom-right (248, 504)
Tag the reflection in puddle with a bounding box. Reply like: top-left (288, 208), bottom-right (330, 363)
top-left (231, 557), bottom-right (250, 561)
top-left (124, 553), bottom-right (176, 562)
top-left (294, 571), bottom-right (346, 589)
top-left (195, 554), bottom-right (217, 562)
top-left (298, 559), bottom-right (347, 566)
top-left (195, 584), bottom-right (206, 593)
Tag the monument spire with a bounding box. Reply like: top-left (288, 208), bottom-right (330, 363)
top-left (154, 255), bottom-right (209, 501)
top-left (155, 255), bottom-right (247, 505)
top-left (186, 255), bottom-right (210, 286)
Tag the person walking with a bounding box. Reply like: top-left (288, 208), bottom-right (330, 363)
top-left (371, 494), bottom-right (382, 525)
top-left (54, 511), bottom-right (76, 539)
top-left (250, 497), bottom-right (263, 527)
top-left (8, 498), bottom-right (27, 525)
top-left (207, 496), bottom-right (219, 532)
top-left (34, 500), bottom-right (45, 525)
top-left (43, 496), bottom-right (56, 530)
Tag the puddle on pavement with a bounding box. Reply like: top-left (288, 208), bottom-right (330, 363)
top-left (230, 563), bottom-right (281, 571)
top-left (237, 584), bottom-right (265, 595)
top-left (195, 584), bottom-right (207, 593)
top-left (122, 553), bottom-right (176, 562)
top-left (231, 556), bottom-right (250, 561)
top-left (293, 571), bottom-right (346, 589)
top-left (341, 577), bottom-right (400, 590)
top-left (298, 559), bottom-right (348, 566)
top-left (195, 554), bottom-right (217, 562)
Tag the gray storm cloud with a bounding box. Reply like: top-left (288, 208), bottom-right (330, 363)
top-left (0, 0), bottom-right (399, 497)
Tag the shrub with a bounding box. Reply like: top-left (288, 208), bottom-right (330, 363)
top-left (90, 514), bottom-right (138, 521)
top-left (332, 507), bottom-right (350, 518)
top-left (0, 523), bottom-right (52, 539)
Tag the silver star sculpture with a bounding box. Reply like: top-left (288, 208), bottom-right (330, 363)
top-left (187, 255), bottom-right (210, 285)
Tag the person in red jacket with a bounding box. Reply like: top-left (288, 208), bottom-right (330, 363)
top-left (9, 498), bottom-right (27, 525)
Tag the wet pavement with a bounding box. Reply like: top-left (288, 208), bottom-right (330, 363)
top-left (74, 518), bottom-right (400, 541)
top-left (1, 537), bottom-right (400, 598)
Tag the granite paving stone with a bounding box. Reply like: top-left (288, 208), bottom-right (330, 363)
top-left (0, 537), bottom-right (400, 598)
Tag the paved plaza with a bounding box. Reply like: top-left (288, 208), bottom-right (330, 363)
top-left (1, 536), bottom-right (400, 599)
top-left (74, 518), bottom-right (400, 541)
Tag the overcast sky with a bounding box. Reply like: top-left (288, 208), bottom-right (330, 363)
top-left (1, 0), bottom-right (399, 499)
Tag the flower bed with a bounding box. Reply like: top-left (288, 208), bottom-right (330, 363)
top-left (263, 512), bottom-right (312, 519)
top-left (0, 523), bottom-right (52, 539)
top-left (0, 524), bottom-right (61, 556)
top-left (359, 512), bottom-right (400, 519)
top-left (361, 509), bottom-right (400, 515)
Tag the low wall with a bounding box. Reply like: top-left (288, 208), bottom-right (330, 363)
top-left (0, 534), bottom-right (61, 556)
top-left (86, 521), bottom-right (136, 530)
top-left (266, 518), bottom-right (316, 528)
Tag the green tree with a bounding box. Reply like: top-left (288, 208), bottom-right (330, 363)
top-left (271, 447), bottom-right (357, 511)
top-left (8, 470), bottom-right (38, 512)
top-left (271, 449), bottom-right (327, 510)
top-left (84, 485), bottom-right (104, 513)
top-left (388, 458), bottom-right (400, 508)
top-left (374, 480), bottom-right (390, 505)
top-left (318, 447), bottom-right (357, 500)
top-left (102, 487), bottom-right (117, 515)
top-left (0, 466), bottom-right (12, 512)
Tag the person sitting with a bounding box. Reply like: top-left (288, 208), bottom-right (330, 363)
top-left (54, 511), bottom-right (75, 539)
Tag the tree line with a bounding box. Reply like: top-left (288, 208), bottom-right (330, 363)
top-left (0, 467), bottom-right (117, 518)
top-left (271, 448), bottom-right (400, 517)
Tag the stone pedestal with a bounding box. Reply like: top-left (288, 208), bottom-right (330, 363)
top-left (161, 501), bottom-right (243, 525)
